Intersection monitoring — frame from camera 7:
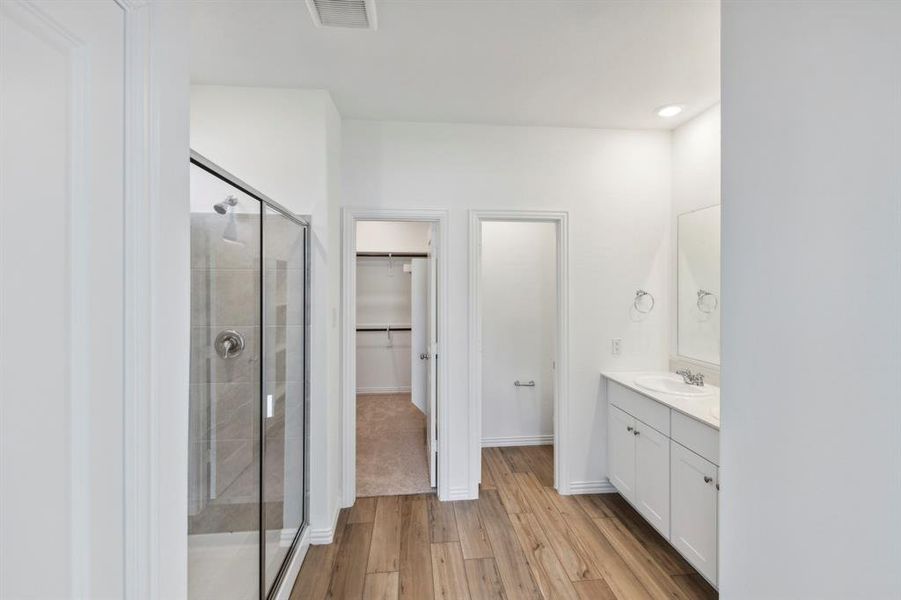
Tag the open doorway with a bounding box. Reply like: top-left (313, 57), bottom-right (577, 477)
top-left (353, 220), bottom-right (437, 498)
top-left (471, 212), bottom-right (569, 496)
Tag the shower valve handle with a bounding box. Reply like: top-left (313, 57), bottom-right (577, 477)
top-left (215, 330), bottom-right (245, 359)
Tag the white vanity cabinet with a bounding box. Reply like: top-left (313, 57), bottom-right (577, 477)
top-left (605, 376), bottom-right (720, 588)
top-left (634, 421), bottom-right (671, 537)
top-left (670, 442), bottom-right (718, 584)
top-left (608, 404), bottom-right (671, 536)
top-left (607, 404), bottom-right (637, 502)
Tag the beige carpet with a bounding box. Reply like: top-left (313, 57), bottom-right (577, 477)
top-left (356, 393), bottom-right (432, 497)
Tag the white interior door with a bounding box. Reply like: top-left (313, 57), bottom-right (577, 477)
top-left (410, 258), bottom-right (428, 414)
top-left (426, 243), bottom-right (438, 488)
top-left (1, 1), bottom-right (127, 597)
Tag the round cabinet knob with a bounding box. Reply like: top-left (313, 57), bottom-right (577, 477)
top-left (704, 476), bottom-right (713, 484)
top-left (626, 426), bottom-right (633, 432)
top-left (633, 429), bottom-right (640, 436)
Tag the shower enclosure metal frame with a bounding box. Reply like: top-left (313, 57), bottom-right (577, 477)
top-left (190, 150), bottom-right (311, 600)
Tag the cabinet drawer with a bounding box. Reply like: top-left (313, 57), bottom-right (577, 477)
top-left (671, 410), bottom-right (719, 465)
top-left (607, 381), bottom-right (670, 436)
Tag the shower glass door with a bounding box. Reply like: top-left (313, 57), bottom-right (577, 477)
top-left (262, 206), bottom-right (308, 594)
top-left (189, 155), bottom-right (309, 600)
top-left (188, 163), bottom-right (261, 600)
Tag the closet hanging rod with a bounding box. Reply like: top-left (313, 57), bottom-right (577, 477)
top-left (356, 326), bottom-right (412, 332)
top-left (356, 251), bottom-right (429, 258)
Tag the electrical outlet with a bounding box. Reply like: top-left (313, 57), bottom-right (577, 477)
top-left (611, 338), bottom-right (623, 356)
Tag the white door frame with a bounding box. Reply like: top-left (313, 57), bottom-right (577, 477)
top-left (1, 1), bottom-right (188, 596)
top-left (341, 208), bottom-right (451, 504)
top-left (121, 2), bottom-right (191, 597)
top-left (469, 210), bottom-right (570, 495)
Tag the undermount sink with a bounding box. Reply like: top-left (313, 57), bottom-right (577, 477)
top-left (635, 374), bottom-right (714, 398)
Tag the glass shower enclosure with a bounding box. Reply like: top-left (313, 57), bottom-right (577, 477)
top-left (188, 152), bottom-right (310, 600)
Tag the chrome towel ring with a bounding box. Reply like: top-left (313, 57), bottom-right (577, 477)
top-left (633, 289), bottom-right (655, 314)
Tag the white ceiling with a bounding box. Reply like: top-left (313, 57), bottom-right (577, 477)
top-left (191, 0), bottom-right (720, 130)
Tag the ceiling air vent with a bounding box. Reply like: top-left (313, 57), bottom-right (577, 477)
top-left (306, 0), bottom-right (378, 30)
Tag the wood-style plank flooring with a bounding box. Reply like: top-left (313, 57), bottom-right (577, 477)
top-left (291, 446), bottom-right (717, 600)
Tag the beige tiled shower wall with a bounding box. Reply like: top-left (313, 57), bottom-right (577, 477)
top-left (188, 213), bottom-right (261, 532)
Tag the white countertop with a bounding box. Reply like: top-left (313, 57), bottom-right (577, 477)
top-left (602, 371), bottom-right (720, 430)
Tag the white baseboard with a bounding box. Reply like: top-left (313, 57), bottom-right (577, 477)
top-left (446, 486), bottom-right (477, 501)
top-left (568, 479), bottom-right (617, 494)
top-left (309, 504), bottom-right (342, 545)
top-left (356, 386), bottom-right (411, 395)
top-left (481, 434), bottom-right (553, 448)
top-left (272, 527), bottom-right (310, 600)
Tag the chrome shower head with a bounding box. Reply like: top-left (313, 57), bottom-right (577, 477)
top-left (213, 195), bottom-right (238, 215)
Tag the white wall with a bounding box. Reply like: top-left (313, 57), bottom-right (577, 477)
top-left (356, 256), bottom-right (414, 393)
top-left (342, 120), bottom-right (671, 494)
top-left (721, 2), bottom-right (901, 597)
top-left (357, 220), bottom-right (431, 253)
top-left (481, 221), bottom-right (556, 446)
top-left (670, 103), bottom-right (721, 381)
top-left (190, 85), bottom-right (343, 540)
top-left (355, 221), bottom-right (431, 394)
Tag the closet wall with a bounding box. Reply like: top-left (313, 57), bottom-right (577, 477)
top-left (355, 221), bottom-right (431, 394)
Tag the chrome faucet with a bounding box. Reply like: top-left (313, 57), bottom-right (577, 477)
top-left (676, 368), bottom-right (705, 387)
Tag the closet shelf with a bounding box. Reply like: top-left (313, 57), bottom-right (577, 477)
top-left (356, 252), bottom-right (429, 258)
top-left (356, 324), bottom-right (412, 332)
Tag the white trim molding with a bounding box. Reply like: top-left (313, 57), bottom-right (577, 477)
top-left (341, 208), bottom-right (451, 505)
top-left (482, 435), bottom-right (554, 448)
top-left (309, 527), bottom-right (338, 545)
top-left (357, 386), bottom-right (412, 395)
top-left (569, 479), bottom-right (617, 494)
top-left (121, 2), bottom-right (191, 598)
top-left (447, 486), bottom-right (476, 501)
top-left (121, 2), bottom-right (190, 598)
top-left (309, 507), bottom-right (342, 545)
top-left (469, 210), bottom-right (571, 496)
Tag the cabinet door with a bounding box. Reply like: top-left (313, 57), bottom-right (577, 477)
top-left (634, 421), bottom-right (670, 537)
top-left (607, 404), bottom-right (636, 502)
top-left (671, 441), bottom-right (718, 585)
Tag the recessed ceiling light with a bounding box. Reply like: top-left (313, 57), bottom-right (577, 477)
top-left (656, 105), bottom-right (683, 118)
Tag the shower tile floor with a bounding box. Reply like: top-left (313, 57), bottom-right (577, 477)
top-left (188, 531), bottom-right (258, 600)
top-left (189, 529), bottom-right (297, 600)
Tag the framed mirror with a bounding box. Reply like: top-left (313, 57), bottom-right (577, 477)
top-left (677, 205), bottom-right (720, 365)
